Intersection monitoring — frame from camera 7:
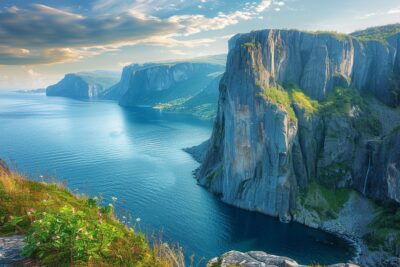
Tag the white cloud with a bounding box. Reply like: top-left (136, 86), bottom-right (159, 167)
top-left (256, 0), bottom-right (272, 12)
top-left (388, 8), bottom-right (400, 14)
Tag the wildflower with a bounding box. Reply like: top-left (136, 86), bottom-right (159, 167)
top-left (39, 175), bottom-right (43, 178)
top-left (111, 196), bottom-right (118, 202)
top-left (136, 218), bottom-right (141, 223)
top-left (108, 203), bottom-right (113, 207)
top-left (93, 196), bottom-right (98, 201)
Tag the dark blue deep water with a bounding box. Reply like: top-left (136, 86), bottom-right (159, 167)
top-left (0, 91), bottom-right (354, 265)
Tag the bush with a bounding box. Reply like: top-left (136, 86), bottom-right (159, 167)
top-left (23, 206), bottom-right (127, 264)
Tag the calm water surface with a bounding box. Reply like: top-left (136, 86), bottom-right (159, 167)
top-left (0, 92), bottom-right (354, 265)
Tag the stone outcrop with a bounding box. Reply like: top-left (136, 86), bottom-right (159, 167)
top-left (207, 251), bottom-right (359, 267)
top-left (119, 63), bottom-right (224, 107)
top-left (46, 71), bottom-right (119, 100)
top-left (194, 28), bottom-right (400, 222)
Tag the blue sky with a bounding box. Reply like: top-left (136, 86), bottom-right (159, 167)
top-left (0, 0), bottom-right (399, 89)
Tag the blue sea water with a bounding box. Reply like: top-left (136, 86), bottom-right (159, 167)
top-left (0, 91), bottom-right (354, 265)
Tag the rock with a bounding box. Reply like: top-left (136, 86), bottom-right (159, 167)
top-left (0, 236), bottom-right (25, 265)
top-left (46, 71), bottom-right (119, 100)
top-left (196, 27), bottom-right (400, 219)
top-left (119, 63), bottom-right (224, 107)
top-left (102, 63), bottom-right (157, 100)
top-left (163, 74), bottom-right (223, 120)
top-left (0, 159), bottom-right (10, 176)
top-left (207, 251), bottom-right (359, 267)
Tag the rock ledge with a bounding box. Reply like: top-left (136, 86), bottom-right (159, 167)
top-left (207, 251), bottom-right (359, 267)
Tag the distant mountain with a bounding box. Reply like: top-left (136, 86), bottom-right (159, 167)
top-left (118, 62), bottom-right (225, 109)
top-left (101, 64), bottom-right (157, 100)
top-left (156, 73), bottom-right (223, 120)
top-left (103, 54), bottom-right (226, 101)
top-left (46, 71), bottom-right (119, 100)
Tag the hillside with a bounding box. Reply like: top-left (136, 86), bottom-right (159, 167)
top-left (0, 160), bottom-right (183, 266)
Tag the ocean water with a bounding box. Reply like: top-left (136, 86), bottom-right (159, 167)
top-left (0, 91), bottom-right (354, 265)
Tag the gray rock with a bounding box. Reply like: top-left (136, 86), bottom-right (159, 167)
top-left (119, 63), bottom-right (224, 107)
top-left (207, 251), bottom-right (359, 267)
top-left (0, 236), bottom-right (25, 265)
top-left (196, 28), bottom-right (400, 220)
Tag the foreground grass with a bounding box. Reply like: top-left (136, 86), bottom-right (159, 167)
top-left (0, 171), bottom-right (185, 266)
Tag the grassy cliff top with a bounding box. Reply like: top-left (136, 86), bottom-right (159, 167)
top-left (0, 168), bottom-right (183, 266)
top-left (351, 23), bottom-right (400, 42)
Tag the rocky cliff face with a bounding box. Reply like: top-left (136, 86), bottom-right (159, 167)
top-left (119, 63), bottom-right (224, 107)
top-left (46, 72), bottom-right (119, 100)
top-left (101, 64), bottom-right (156, 100)
top-left (195, 28), bottom-right (400, 222)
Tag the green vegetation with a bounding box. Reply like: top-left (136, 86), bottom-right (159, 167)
top-left (318, 162), bottom-right (350, 189)
top-left (351, 23), bottom-right (400, 42)
top-left (284, 82), bottom-right (320, 116)
top-left (261, 86), bottom-right (296, 121)
top-left (0, 171), bottom-right (184, 266)
top-left (243, 42), bottom-right (256, 48)
top-left (299, 182), bottom-right (351, 220)
top-left (364, 205), bottom-right (400, 254)
top-left (321, 87), bottom-right (382, 136)
top-left (311, 31), bottom-right (349, 41)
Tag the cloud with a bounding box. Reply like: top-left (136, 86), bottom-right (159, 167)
top-left (387, 8), bottom-right (400, 14)
top-left (0, 4), bottom-right (179, 64)
top-left (169, 11), bottom-right (253, 35)
top-left (0, 4), bottom-right (177, 49)
top-left (0, 1), bottom-right (273, 65)
top-left (0, 46), bottom-right (81, 65)
top-left (256, 0), bottom-right (272, 12)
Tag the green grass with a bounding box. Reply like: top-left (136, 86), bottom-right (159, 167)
top-left (243, 42), bottom-right (256, 48)
top-left (261, 86), bottom-right (296, 121)
top-left (363, 205), bottom-right (400, 253)
top-left (299, 182), bottom-right (351, 221)
top-left (318, 162), bottom-right (350, 189)
top-left (284, 82), bottom-right (319, 116)
top-left (0, 171), bottom-right (185, 266)
top-left (321, 87), bottom-right (382, 136)
top-left (351, 23), bottom-right (400, 42)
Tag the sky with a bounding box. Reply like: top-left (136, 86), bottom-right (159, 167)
top-left (0, 0), bottom-right (399, 89)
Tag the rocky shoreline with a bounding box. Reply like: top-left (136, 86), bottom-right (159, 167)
top-left (207, 251), bottom-right (359, 267)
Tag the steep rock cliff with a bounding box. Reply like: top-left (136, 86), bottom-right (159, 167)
top-left (160, 74), bottom-right (223, 120)
top-left (195, 28), bottom-right (400, 222)
top-left (46, 71), bottom-right (119, 100)
top-left (101, 64), bottom-right (156, 100)
top-left (119, 63), bottom-right (224, 107)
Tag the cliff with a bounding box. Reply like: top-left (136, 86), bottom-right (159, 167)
top-left (101, 64), bottom-right (157, 100)
top-left (119, 62), bottom-right (224, 107)
top-left (46, 71), bottom-right (119, 100)
top-left (193, 26), bottom-right (400, 263)
top-left (158, 73), bottom-right (223, 120)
